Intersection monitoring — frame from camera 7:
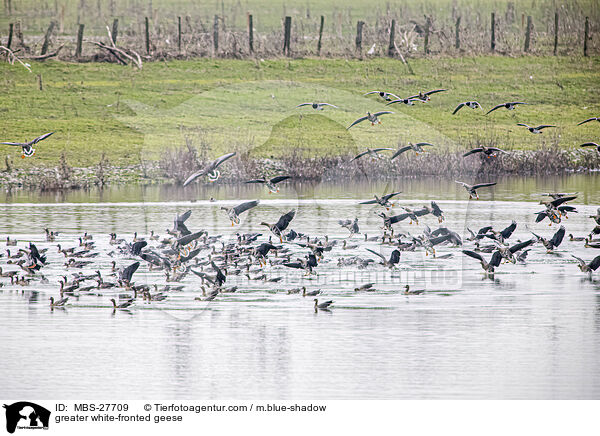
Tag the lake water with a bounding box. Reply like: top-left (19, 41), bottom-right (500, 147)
top-left (1, 174), bottom-right (600, 399)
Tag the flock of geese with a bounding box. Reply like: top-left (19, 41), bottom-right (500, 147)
top-left (1, 88), bottom-right (599, 313)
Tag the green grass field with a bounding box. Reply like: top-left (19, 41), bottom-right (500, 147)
top-left (0, 55), bottom-right (599, 168)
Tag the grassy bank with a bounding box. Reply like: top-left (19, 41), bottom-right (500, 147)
top-left (0, 56), bottom-right (599, 169)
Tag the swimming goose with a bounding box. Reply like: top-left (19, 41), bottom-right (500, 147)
top-left (365, 248), bottom-right (400, 268)
top-left (408, 89), bottom-right (447, 102)
top-left (403, 285), bottom-right (425, 295)
top-left (287, 286), bottom-right (305, 294)
top-left (392, 142), bottom-right (434, 158)
top-left (532, 225), bottom-right (565, 252)
top-left (183, 152), bottom-right (236, 186)
top-left (5, 237), bottom-right (17, 246)
top-left (351, 148), bottom-right (394, 161)
top-left (303, 287), bottom-right (321, 296)
top-left (1, 131), bottom-right (54, 158)
top-left (455, 181), bottom-right (497, 199)
top-left (462, 250), bottom-right (502, 273)
top-left (338, 218), bottom-right (360, 236)
top-left (360, 192), bottom-right (401, 209)
top-left (580, 142), bottom-right (600, 154)
top-left (354, 283), bottom-right (375, 292)
top-left (110, 298), bottom-right (134, 309)
top-left (486, 102), bottom-right (527, 115)
top-left (363, 91), bottom-right (400, 101)
top-left (517, 123), bottom-right (555, 134)
top-left (463, 145), bottom-right (507, 158)
top-left (347, 111), bottom-right (393, 129)
top-left (589, 208), bottom-right (600, 225)
top-left (296, 102), bottom-right (338, 110)
top-left (245, 176), bottom-right (291, 193)
top-left (261, 210), bottom-right (296, 242)
top-left (577, 117), bottom-right (599, 126)
top-left (452, 101), bottom-right (481, 114)
top-left (221, 200), bottom-right (260, 226)
top-left (569, 234), bottom-right (586, 242)
top-left (314, 299), bottom-right (333, 312)
top-left (571, 254), bottom-right (600, 274)
top-left (49, 296), bottom-right (69, 307)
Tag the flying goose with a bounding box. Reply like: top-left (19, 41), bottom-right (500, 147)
top-left (494, 239), bottom-right (536, 264)
top-left (1, 132), bottom-right (54, 158)
top-left (261, 210), bottom-right (296, 242)
top-left (486, 102), bottom-right (527, 115)
top-left (359, 191), bottom-right (401, 209)
top-left (455, 181), bottom-right (497, 199)
top-left (245, 176), bottom-right (291, 193)
top-left (577, 117), bottom-right (599, 126)
top-left (462, 250), bottom-right (502, 273)
top-left (571, 254), bottom-right (600, 274)
top-left (392, 142), bottom-right (434, 158)
top-left (580, 142), bottom-right (600, 154)
top-left (347, 111), bottom-right (393, 129)
top-left (182, 152), bottom-right (236, 186)
top-left (339, 218), bottom-right (360, 235)
top-left (531, 225), bottom-right (565, 252)
top-left (452, 101), bottom-right (481, 114)
top-left (363, 91), bottom-right (400, 101)
top-left (296, 102), bottom-right (338, 110)
top-left (517, 123), bottom-right (555, 134)
top-left (221, 200), bottom-right (260, 226)
top-left (365, 248), bottom-right (401, 268)
top-left (386, 98), bottom-right (422, 106)
top-left (408, 89), bottom-right (447, 102)
top-left (351, 148), bottom-right (394, 161)
top-left (463, 145), bottom-right (507, 158)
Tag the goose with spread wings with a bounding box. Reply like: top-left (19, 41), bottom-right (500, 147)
top-left (408, 89), bottom-right (447, 102)
top-left (221, 200), bottom-right (259, 226)
top-left (577, 117), bottom-right (599, 126)
top-left (455, 181), bottom-right (497, 199)
top-left (517, 123), bottom-right (555, 134)
top-left (462, 250), bottom-right (502, 273)
top-left (392, 142), bottom-right (434, 158)
top-left (347, 111), bottom-right (393, 129)
top-left (452, 101), bottom-right (481, 114)
top-left (463, 145), bottom-right (507, 158)
top-left (1, 132), bottom-right (54, 158)
top-left (486, 102), bottom-right (527, 115)
top-left (365, 248), bottom-right (401, 268)
top-left (296, 102), bottom-right (338, 110)
top-left (580, 142), bottom-right (600, 154)
top-left (183, 152), bottom-right (236, 186)
top-left (351, 148), bottom-right (394, 161)
top-left (572, 254), bottom-right (600, 275)
top-left (261, 210), bottom-right (296, 242)
top-left (245, 176), bottom-right (291, 193)
top-left (532, 225), bottom-right (565, 252)
top-left (363, 91), bottom-right (400, 101)
top-left (360, 191), bottom-right (401, 209)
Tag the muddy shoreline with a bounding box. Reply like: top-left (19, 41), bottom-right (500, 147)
top-left (1, 147), bottom-right (598, 191)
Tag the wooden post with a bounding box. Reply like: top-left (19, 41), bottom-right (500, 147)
top-left (178, 16), bottom-right (182, 52)
top-left (145, 17), bottom-right (150, 54)
top-left (6, 0), bottom-right (11, 15)
top-left (41, 21), bottom-right (56, 56)
top-left (356, 20), bottom-right (364, 54)
top-left (455, 16), bottom-right (460, 49)
top-left (283, 16), bottom-right (291, 56)
top-left (424, 17), bottom-right (431, 54)
top-left (213, 15), bottom-right (219, 54)
top-left (524, 15), bottom-right (532, 53)
top-left (76, 23), bottom-right (84, 58)
top-left (584, 16), bottom-right (589, 57)
top-left (388, 19), bottom-right (395, 57)
top-left (248, 14), bottom-right (253, 53)
top-left (491, 12), bottom-right (495, 52)
top-left (37, 74), bottom-right (43, 91)
top-left (317, 15), bottom-right (324, 56)
top-left (7, 23), bottom-right (13, 49)
top-left (111, 18), bottom-right (118, 44)
top-left (553, 12), bottom-right (558, 55)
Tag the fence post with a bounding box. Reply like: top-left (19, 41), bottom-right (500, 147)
top-left (491, 12), bottom-right (495, 52)
top-left (455, 16), bottom-right (460, 49)
top-left (283, 16), bottom-right (291, 56)
top-left (356, 20), bottom-right (364, 55)
top-left (41, 21), bottom-right (56, 55)
top-left (37, 74), bottom-right (43, 91)
top-left (7, 22), bottom-right (13, 49)
top-left (111, 18), bottom-right (118, 44)
top-left (424, 16), bottom-right (431, 54)
top-left (553, 12), bottom-right (558, 55)
top-left (248, 13), bottom-right (253, 53)
top-left (213, 15), bottom-right (219, 54)
top-left (76, 23), bottom-right (84, 58)
top-left (524, 15), bottom-right (532, 52)
top-left (177, 16), bottom-right (182, 52)
top-left (388, 19), bottom-right (395, 57)
top-left (144, 17), bottom-right (150, 54)
top-left (317, 15), bottom-right (324, 56)
top-left (584, 16), bottom-right (589, 57)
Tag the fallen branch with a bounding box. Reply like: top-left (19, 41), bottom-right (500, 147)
top-left (394, 42), bottom-right (415, 75)
top-left (0, 45), bottom-right (32, 72)
top-left (91, 41), bottom-right (128, 65)
top-left (23, 44), bottom-right (64, 60)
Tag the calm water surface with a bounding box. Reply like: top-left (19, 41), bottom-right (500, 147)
top-left (1, 174), bottom-right (600, 399)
